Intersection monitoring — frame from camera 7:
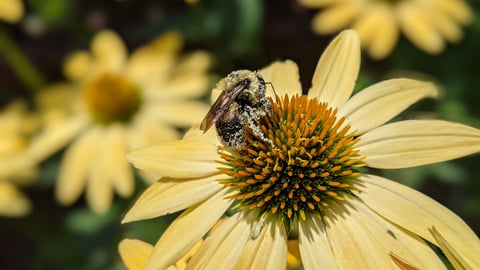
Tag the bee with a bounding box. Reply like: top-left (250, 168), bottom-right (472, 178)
top-left (200, 70), bottom-right (273, 150)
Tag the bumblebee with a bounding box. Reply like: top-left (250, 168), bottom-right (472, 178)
top-left (200, 70), bottom-right (273, 150)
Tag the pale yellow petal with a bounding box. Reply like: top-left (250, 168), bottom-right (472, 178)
top-left (389, 252), bottom-right (423, 270)
top-left (0, 136), bottom-right (23, 156)
top-left (144, 101), bottom-right (210, 127)
top-left (127, 140), bottom-right (219, 178)
top-left (260, 60), bottom-right (302, 97)
top-left (0, 102), bottom-right (40, 177)
top-left (118, 239), bottom-right (154, 270)
top-left (434, 0), bottom-right (474, 25)
top-left (182, 125), bottom-right (221, 146)
top-left (103, 125), bottom-right (133, 197)
top-left (127, 117), bottom-right (180, 149)
top-left (398, 2), bottom-right (444, 54)
top-left (298, 214), bottom-right (337, 269)
top-left (175, 51), bottom-right (212, 75)
top-left (236, 220), bottom-right (288, 270)
top-left (366, 16), bottom-right (398, 60)
top-left (128, 53), bottom-right (175, 88)
top-left (91, 30), bottom-right (127, 73)
top-left (153, 73), bottom-right (211, 99)
top-left (357, 120), bottom-right (480, 169)
top-left (349, 198), bottom-right (446, 269)
top-left (308, 29), bottom-right (360, 109)
top-left (187, 213), bottom-right (251, 270)
top-left (311, 3), bottom-right (361, 34)
top-left (127, 31), bottom-right (182, 85)
top-left (0, 182), bottom-right (30, 217)
top-left (146, 31), bottom-right (183, 55)
top-left (86, 130), bottom-right (113, 214)
top-left (353, 7), bottom-right (381, 48)
top-left (56, 127), bottom-right (100, 206)
top-left (0, 0), bottom-right (24, 23)
top-left (354, 174), bottom-right (480, 269)
top-left (429, 226), bottom-right (473, 270)
top-left (122, 175), bottom-right (223, 222)
top-left (136, 171), bottom-right (159, 185)
top-left (35, 83), bottom-right (77, 114)
top-left (143, 189), bottom-right (232, 270)
top-left (175, 240), bottom-right (203, 270)
top-left (353, 5), bottom-right (399, 60)
top-left (322, 201), bottom-right (395, 269)
top-left (63, 51), bottom-right (93, 81)
top-left (428, 9), bottom-right (462, 43)
top-left (28, 116), bottom-right (87, 162)
top-left (0, 155), bottom-right (37, 182)
top-left (338, 79), bottom-right (438, 135)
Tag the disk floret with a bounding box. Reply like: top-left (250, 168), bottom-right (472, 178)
top-left (219, 95), bottom-right (365, 228)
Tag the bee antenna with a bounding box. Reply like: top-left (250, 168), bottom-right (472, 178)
top-left (266, 81), bottom-right (278, 97)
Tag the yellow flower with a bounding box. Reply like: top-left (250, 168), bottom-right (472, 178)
top-left (118, 239), bottom-right (202, 270)
top-left (0, 0), bottom-right (24, 23)
top-left (0, 182), bottom-right (30, 217)
top-left (298, 0), bottom-right (474, 59)
top-left (26, 30), bottom-right (212, 214)
top-left (0, 101), bottom-right (39, 217)
top-left (123, 30), bottom-right (480, 269)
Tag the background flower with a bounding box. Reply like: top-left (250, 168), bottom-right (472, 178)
top-left (298, 0), bottom-right (474, 59)
top-left (25, 30), bottom-right (212, 214)
top-left (0, 101), bottom-right (39, 217)
top-left (0, 0), bottom-right (24, 23)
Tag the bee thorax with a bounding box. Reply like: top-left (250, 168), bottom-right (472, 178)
top-left (201, 69), bottom-right (274, 150)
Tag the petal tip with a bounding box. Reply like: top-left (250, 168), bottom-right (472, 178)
top-left (338, 29), bottom-right (361, 47)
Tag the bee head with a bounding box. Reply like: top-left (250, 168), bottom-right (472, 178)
top-left (227, 70), bottom-right (266, 109)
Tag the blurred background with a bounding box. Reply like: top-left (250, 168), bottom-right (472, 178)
top-left (0, 0), bottom-right (479, 269)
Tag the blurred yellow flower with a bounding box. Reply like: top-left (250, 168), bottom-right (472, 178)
top-left (123, 30), bottom-right (480, 269)
top-left (0, 101), bottom-right (39, 217)
top-left (298, 0), bottom-right (474, 59)
top-left (0, 0), bottom-right (24, 23)
top-left (26, 30), bottom-right (212, 214)
top-left (118, 239), bottom-right (202, 270)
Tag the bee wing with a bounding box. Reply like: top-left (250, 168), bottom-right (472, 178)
top-left (200, 79), bottom-right (249, 133)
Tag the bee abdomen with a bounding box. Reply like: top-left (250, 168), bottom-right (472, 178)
top-left (216, 117), bottom-right (246, 149)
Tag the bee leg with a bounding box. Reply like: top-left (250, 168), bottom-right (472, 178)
top-left (244, 102), bottom-right (275, 149)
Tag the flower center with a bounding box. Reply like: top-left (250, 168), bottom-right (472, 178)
top-left (83, 73), bottom-right (142, 124)
top-left (218, 95), bottom-right (365, 229)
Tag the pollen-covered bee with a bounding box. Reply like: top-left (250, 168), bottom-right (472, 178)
top-left (200, 70), bottom-right (273, 150)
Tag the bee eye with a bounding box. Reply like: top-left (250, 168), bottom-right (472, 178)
top-left (236, 92), bottom-right (253, 107)
top-left (256, 75), bottom-right (265, 85)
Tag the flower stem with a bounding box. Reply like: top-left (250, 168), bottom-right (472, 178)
top-left (0, 26), bottom-right (46, 92)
